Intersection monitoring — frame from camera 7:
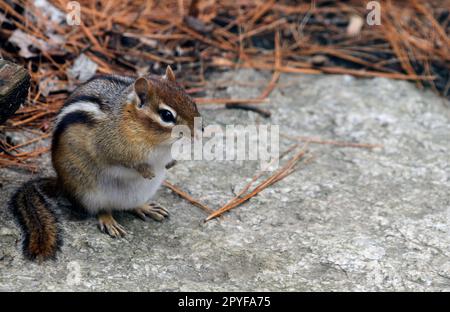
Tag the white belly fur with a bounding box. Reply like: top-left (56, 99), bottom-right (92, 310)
top-left (81, 145), bottom-right (172, 212)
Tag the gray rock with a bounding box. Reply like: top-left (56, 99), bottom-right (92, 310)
top-left (1, 69), bottom-right (449, 291)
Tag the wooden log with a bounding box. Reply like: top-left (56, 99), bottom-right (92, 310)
top-left (0, 60), bottom-right (30, 124)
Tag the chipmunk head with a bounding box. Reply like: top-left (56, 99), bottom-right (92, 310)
top-left (123, 66), bottom-right (201, 146)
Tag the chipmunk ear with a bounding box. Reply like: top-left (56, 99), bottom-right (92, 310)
top-left (163, 65), bottom-right (176, 82)
top-left (134, 77), bottom-right (149, 106)
top-left (128, 77), bottom-right (153, 107)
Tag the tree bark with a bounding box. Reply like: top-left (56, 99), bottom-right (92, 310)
top-left (0, 60), bottom-right (30, 124)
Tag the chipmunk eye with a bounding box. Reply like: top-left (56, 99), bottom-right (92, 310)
top-left (159, 109), bottom-right (176, 123)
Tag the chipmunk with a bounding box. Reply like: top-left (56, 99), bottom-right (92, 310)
top-left (9, 66), bottom-right (201, 261)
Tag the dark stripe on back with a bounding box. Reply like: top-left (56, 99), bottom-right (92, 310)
top-left (63, 94), bottom-right (104, 108)
top-left (52, 111), bottom-right (96, 149)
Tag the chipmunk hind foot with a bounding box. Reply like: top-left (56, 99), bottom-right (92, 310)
top-left (97, 212), bottom-right (127, 238)
top-left (132, 203), bottom-right (169, 222)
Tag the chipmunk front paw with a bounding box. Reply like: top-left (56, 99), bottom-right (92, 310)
top-left (135, 163), bottom-right (155, 179)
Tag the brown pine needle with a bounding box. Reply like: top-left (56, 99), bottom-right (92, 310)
top-left (233, 143), bottom-right (302, 198)
top-left (11, 112), bottom-right (51, 127)
top-left (204, 147), bottom-right (309, 222)
top-left (6, 133), bottom-right (51, 152)
top-left (13, 147), bottom-right (50, 159)
top-left (259, 71), bottom-right (281, 100)
top-left (0, 158), bottom-right (38, 171)
top-left (163, 180), bottom-right (215, 214)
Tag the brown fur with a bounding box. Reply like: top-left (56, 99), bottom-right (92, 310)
top-left (146, 77), bottom-right (201, 132)
top-left (9, 178), bottom-right (61, 261)
top-left (27, 190), bottom-right (58, 261)
top-left (52, 123), bottom-right (99, 200)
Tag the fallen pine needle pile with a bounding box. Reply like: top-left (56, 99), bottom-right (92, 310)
top-left (0, 0), bottom-right (448, 169)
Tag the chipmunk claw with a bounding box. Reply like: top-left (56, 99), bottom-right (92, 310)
top-left (98, 212), bottom-right (127, 238)
top-left (133, 203), bottom-right (169, 222)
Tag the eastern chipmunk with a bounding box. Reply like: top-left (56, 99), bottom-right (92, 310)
top-left (9, 66), bottom-right (201, 261)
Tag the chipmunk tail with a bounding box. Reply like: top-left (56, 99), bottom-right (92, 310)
top-left (9, 178), bottom-right (62, 262)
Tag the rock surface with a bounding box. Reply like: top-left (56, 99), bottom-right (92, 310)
top-left (0, 69), bottom-right (449, 291)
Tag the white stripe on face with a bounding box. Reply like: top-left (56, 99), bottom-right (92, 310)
top-left (56, 101), bottom-right (106, 125)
